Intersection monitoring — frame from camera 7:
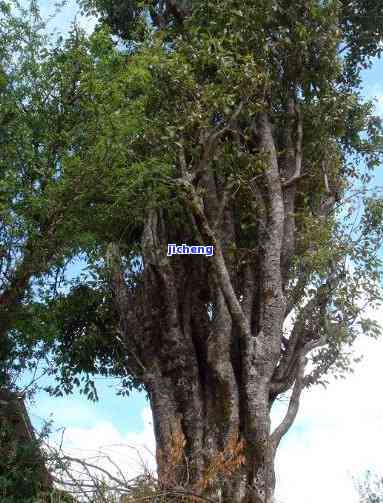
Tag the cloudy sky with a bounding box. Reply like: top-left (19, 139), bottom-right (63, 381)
top-left (23, 2), bottom-right (383, 502)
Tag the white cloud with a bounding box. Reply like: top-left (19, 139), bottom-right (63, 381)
top-left (49, 407), bottom-right (156, 489)
top-left (274, 309), bottom-right (383, 503)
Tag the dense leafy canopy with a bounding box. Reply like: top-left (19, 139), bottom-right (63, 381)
top-left (30, 0), bottom-right (383, 395)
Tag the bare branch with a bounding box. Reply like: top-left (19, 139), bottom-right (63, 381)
top-left (282, 172), bottom-right (307, 188)
top-left (213, 176), bottom-right (237, 231)
top-left (270, 354), bottom-right (306, 448)
top-left (302, 335), bottom-right (327, 355)
top-left (207, 99), bottom-right (246, 146)
top-left (282, 104), bottom-right (304, 188)
top-left (177, 142), bottom-right (188, 177)
top-left (56, 453), bottom-right (133, 490)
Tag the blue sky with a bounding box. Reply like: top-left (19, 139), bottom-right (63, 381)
top-left (37, 0), bottom-right (97, 35)
top-left (20, 2), bottom-right (383, 502)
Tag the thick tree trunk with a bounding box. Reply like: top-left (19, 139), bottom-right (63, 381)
top-left (112, 215), bottom-right (281, 501)
top-left (108, 110), bottom-right (334, 502)
top-left (109, 208), bottom-right (280, 501)
top-left (147, 371), bottom-right (275, 503)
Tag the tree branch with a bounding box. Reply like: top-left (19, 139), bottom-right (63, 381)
top-left (198, 100), bottom-right (246, 174)
top-left (270, 353), bottom-right (306, 448)
top-left (213, 176), bottom-right (237, 231)
top-left (282, 103), bottom-right (303, 188)
top-left (176, 179), bottom-right (252, 339)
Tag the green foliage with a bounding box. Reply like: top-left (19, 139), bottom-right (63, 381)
top-left (79, 0), bottom-right (149, 41)
top-left (1, 0), bottom-right (383, 426)
top-left (7, 0), bottom-right (379, 398)
top-left (0, 421), bottom-right (49, 503)
top-left (340, 0), bottom-right (383, 68)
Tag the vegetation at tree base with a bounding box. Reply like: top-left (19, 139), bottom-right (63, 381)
top-left (1, 0), bottom-right (383, 502)
top-left (0, 424), bottom-right (46, 502)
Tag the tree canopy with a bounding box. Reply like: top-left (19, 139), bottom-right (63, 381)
top-left (36, 0), bottom-right (383, 393)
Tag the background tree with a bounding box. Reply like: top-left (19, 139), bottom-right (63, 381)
top-left (0, 0), bottom-right (94, 386)
top-left (0, 2), bottom-right (98, 498)
top-left (21, 1), bottom-right (383, 502)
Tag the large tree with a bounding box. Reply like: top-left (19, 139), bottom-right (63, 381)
top-left (36, 1), bottom-right (383, 502)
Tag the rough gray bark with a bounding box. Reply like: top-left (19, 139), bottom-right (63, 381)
top-left (107, 105), bottom-right (341, 502)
